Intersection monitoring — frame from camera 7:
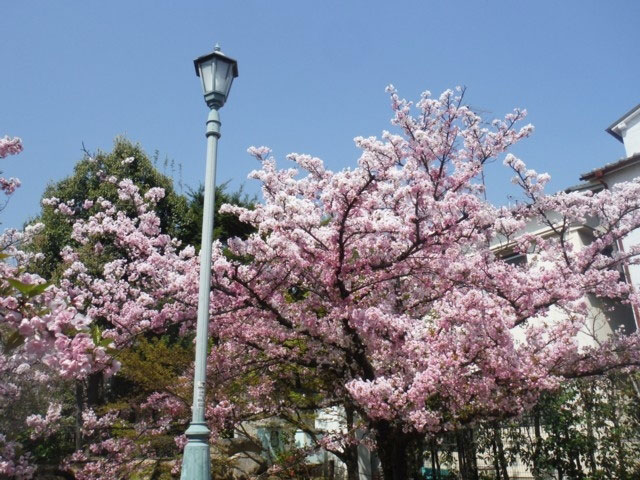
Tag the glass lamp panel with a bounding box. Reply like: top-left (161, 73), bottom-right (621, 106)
top-left (199, 59), bottom-right (215, 94)
top-left (213, 60), bottom-right (231, 96)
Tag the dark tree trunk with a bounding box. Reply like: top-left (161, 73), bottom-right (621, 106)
top-left (408, 437), bottom-right (426, 479)
top-left (609, 383), bottom-right (627, 479)
top-left (574, 452), bottom-right (584, 479)
top-left (86, 371), bottom-right (103, 406)
top-left (375, 422), bottom-right (412, 480)
top-left (429, 438), bottom-right (441, 480)
top-left (556, 440), bottom-right (564, 480)
top-left (345, 406), bottom-right (360, 480)
top-left (75, 373), bottom-right (103, 453)
top-left (344, 452), bottom-right (359, 480)
top-left (430, 440), bottom-right (437, 479)
top-left (74, 381), bottom-right (84, 451)
top-left (562, 425), bottom-right (584, 480)
top-left (584, 385), bottom-right (598, 476)
top-left (532, 410), bottom-right (543, 478)
top-left (456, 428), bottom-right (478, 480)
top-left (491, 433), bottom-right (501, 479)
top-left (493, 424), bottom-right (509, 480)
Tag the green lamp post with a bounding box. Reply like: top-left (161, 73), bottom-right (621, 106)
top-left (180, 44), bottom-right (238, 480)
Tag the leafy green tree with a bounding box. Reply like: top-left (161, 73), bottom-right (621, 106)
top-left (183, 182), bottom-right (256, 249)
top-left (29, 137), bottom-right (192, 280)
top-left (475, 374), bottom-right (640, 480)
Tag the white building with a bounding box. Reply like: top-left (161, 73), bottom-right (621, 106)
top-left (580, 103), bottom-right (640, 305)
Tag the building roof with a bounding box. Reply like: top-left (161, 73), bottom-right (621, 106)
top-left (606, 103), bottom-right (640, 143)
top-left (579, 152), bottom-right (640, 181)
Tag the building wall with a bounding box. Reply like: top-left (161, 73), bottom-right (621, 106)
top-left (600, 162), bottom-right (640, 300)
top-left (620, 113), bottom-right (640, 158)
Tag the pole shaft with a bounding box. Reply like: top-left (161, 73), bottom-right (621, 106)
top-left (191, 108), bottom-right (220, 423)
top-left (181, 108), bottom-right (221, 480)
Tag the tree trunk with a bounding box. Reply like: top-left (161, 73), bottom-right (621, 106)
top-left (431, 440), bottom-right (438, 480)
top-left (532, 409), bottom-right (543, 478)
top-left (409, 437), bottom-right (426, 479)
top-left (584, 385), bottom-right (598, 476)
top-left (608, 382), bottom-right (627, 479)
top-left (491, 434), bottom-right (501, 479)
top-left (456, 428), bottom-right (478, 480)
top-left (375, 422), bottom-right (412, 480)
top-left (345, 454), bottom-right (359, 480)
top-left (86, 371), bottom-right (103, 406)
top-left (75, 373), bottom-right (102, 453)
top-left (74, 381), bottom-right (84, 451)
top-left (429, 438), bottom-right (441, 480)
top-left (493, 425), bottom-right (509, 480)
top-left (345, 406), bottom-right (360, 480)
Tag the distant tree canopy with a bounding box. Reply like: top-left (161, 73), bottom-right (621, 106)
top-left (184, 183), bottom-right (256, 249)
top-left (28, 137), bottom-right (255, 280)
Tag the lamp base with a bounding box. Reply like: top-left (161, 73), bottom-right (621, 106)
top-left (180, 422), bottom-right (211, 480)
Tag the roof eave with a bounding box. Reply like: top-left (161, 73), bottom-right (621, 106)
top-left (606, 126), bottom-right (623, 143)
top-left (606, 103), bottom-right (640, 144)
top-left (580, 152), bottom-right (640, 181)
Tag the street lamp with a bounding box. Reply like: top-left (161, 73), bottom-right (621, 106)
top-left (181, 44), bottom-right (238, 480)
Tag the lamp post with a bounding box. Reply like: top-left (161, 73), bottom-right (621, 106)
top-left (181, 44), bottom-right (238, 480)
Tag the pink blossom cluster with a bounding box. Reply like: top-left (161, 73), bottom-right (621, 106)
top-left (0, 137), bottom-right (117, 479)
top-left (0, 136), bottom-right (22, 159)
top-left (58, 181), bottom-right (194, 348)
top-left (0, 247), bottom-right (113, 477)
top-left (0, 136), bottom-right (23, 203)
top-left (67, 436), bottom-right (140, 480)
top-left (70, 395), bottom-right (184, 480)
top-left (80, 409), bottom-right (119, 437)
top-left (0, 178), bottom-right (20, 196)
top-left (25, 403), bottom-right (62, 440)
top-left (67, 411), bottom-right (138, 480)
top-left (0, 277), bottom-right (110, 379)
top-left (0, 434), bottom-right (35, 480)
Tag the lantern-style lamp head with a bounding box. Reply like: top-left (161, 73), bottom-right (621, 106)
top-left (194, 44), bottom-right (239, 109)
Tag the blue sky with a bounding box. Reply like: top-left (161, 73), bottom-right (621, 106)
top-left (1, 1), bottom-right (638, 230)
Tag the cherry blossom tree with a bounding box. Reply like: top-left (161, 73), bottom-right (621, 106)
top-left (201, 87), bottom-right (640, 479)
top-left (0, 136), bottom-right (114, 479)
top-left (49, 87), bottom-right (640, 479)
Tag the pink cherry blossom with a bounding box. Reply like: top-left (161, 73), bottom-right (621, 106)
top-left (0, 137), bottom-right (22, 159)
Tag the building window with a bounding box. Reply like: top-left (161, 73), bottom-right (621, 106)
top-left (502, 252), bottom-right (527, 267)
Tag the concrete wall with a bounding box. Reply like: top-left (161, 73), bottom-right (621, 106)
top-left (619, 111), bottom-right (640, 157)
top-left (601, 162), bottom-right (640, 300)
